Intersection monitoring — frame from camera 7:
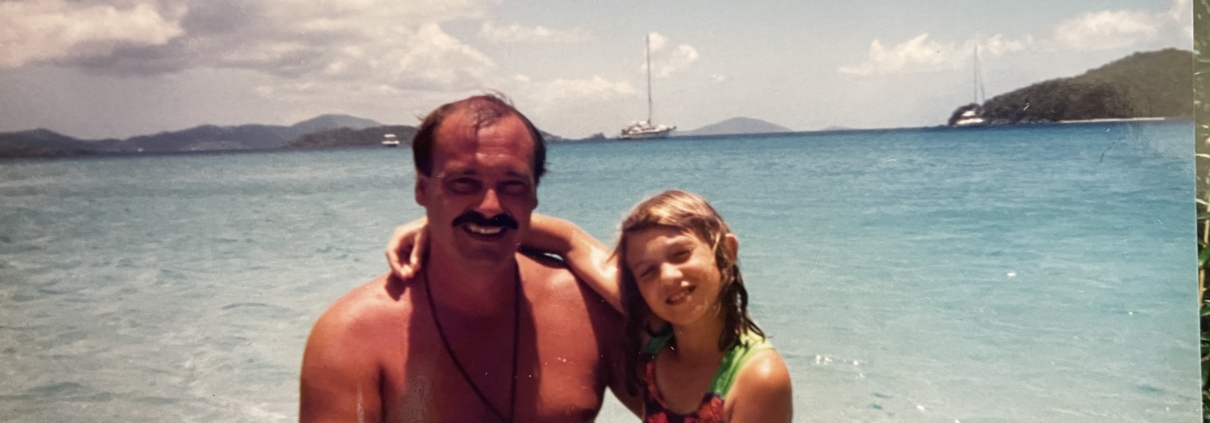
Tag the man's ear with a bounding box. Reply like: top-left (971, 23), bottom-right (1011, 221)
top-left (414, 173), bottom-right (428, 207)
top-left (722, 233), bottom-right (739, 263)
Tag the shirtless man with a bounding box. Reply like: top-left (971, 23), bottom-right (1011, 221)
top-left (300, 95), bottom-right (637, 422)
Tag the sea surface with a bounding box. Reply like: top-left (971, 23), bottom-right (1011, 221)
top-left (0, 121), bottom-right (1198, 422)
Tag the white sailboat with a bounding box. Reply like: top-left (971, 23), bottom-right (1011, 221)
top-left (952, 44), bottom-right (989, 127)
top-left (381, 133), bottom-right (400, 147)
top-left (620, 34), bottom-right (676, 139)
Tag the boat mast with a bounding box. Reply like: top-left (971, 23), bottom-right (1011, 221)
top-left (971, 44), bottom-right (979, 104)
top-left (646, 34), bottom-right (653, 124)
top-left (972, 44), bottom-right (986, 105)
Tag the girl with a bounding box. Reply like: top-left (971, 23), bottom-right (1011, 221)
top-left (388, 190), bottom-right (792, 423)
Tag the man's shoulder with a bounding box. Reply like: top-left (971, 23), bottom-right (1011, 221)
top-left (301, 274), bottom-right (414, 421)
top-left (517, 251), bottom-right (619, 319)
top-left (518, 248), bottom-right (575, 283)
top-left (310, 273), bottom-right (416, 342)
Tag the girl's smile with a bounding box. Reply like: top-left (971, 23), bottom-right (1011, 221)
top-left (625, 225), bottom-right (723, 327)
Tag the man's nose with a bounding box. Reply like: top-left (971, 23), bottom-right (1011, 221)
top-left (475, 188), bottom-right (503, 215)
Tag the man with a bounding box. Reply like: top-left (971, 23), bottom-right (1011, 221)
top-left (300, 95), bottom-right (637, 422)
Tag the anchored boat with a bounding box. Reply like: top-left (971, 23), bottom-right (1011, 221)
top-left (952, 44), bottom-right (989, 127)
top-left (381, 133), bottom-right (400, 147)
top-left (620, 34), bottom-right (676, 139)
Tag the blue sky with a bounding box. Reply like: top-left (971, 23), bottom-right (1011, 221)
top-left (0, 0), bottom-right (1193, 139)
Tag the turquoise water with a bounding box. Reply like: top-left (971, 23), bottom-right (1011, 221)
top-left (0, 121), bottom-right (1198, 422)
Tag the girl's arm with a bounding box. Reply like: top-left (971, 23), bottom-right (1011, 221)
top-left (526, 214), bottom-right (621, 312)
top-left (385, 214), bottom-right (623, 312)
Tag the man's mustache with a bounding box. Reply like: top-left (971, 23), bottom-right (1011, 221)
top-left (451, 211), bottom-right (519, 230)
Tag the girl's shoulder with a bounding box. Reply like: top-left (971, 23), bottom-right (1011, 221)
top-left (723, 343), bottom-right (793, 423)
top-left (734, 348), bottom-right (790, 392)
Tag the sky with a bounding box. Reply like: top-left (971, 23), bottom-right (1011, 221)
top-left (0, 0), bottom-right (1194, 140)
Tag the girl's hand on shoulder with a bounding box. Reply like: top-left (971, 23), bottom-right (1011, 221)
top-left (385, 217), bottom-right (427, 282)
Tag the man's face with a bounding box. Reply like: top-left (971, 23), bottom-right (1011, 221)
top-left (415, 110), bottom-right (538, 267)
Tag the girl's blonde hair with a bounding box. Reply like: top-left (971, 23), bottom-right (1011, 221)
top-left (614, 190), bottom-right (764, 395)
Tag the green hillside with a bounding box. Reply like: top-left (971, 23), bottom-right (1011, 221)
top-left (970, 48), bottom-right (1192, 124)
top-left (283, 125), bottom-right (418, 149)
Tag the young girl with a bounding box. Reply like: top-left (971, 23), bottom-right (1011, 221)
top-left (388, 190), bottom-right (793, 423)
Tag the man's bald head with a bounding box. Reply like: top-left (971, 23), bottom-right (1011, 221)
top-left (411, 94), bottom-right (547, 185)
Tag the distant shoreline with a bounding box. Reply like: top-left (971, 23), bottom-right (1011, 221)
top-left (1, 118), bottom-right (1191, 161)
top-left (1053, 117), bottom-right (1170, 124)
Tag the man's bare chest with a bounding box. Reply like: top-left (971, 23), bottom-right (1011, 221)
top-left (378, 308), bottom-right (608, 422)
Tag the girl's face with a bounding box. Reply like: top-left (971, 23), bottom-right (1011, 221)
top-left (624, 226), bottom-right (723, 327)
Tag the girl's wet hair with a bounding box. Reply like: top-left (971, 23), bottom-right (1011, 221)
top-left (614, 189), bottom-right (765, 395)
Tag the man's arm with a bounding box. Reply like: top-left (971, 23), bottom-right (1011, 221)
top-left (300, 305), bottom-right (384, 423)
top-left (527, 215), bottom-right (622, 312)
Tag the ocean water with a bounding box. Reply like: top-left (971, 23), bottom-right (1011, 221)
top-left (0, 121), bottom-right (1197, 422)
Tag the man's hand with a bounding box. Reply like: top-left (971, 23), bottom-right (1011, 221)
top-left (386, 217), bottom-right (428, 281)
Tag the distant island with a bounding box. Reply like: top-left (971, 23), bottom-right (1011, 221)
top-left (675, 117), bottom-right (792, 137)
top-left (0, 114), bottom-right (384, 159)
top-left (283, 125), bottom-right (419, 150)
top-left (949, 48), bottom-right (1192, 125)
top-left (0, 114), bottom-right (565, 159)
top-left (565, 117), bottom-right (792, 141)
top-left (0, 110), bottom-right (922, 158)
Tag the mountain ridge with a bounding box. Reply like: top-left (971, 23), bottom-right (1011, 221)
top-left (677, 117), bottom-right (792, 136)
top-left (0, 114), bottom-right (570, 158)
top-left (0, 114), bottom-right (386, 158)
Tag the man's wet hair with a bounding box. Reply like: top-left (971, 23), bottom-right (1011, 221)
top-left (411, 94), bottom-right (547, 185)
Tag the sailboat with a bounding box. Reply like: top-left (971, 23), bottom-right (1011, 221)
top-left (952, 44), bottom-right (989, 127)
top-left (381, 133), bottom-right (401, 147)
top-left (620, 34), bottom-right (676, 139)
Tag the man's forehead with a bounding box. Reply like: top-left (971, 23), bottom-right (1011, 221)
top-left (435, 110), bottom-right (534, 149)
top-left (431, 110), bottom-right (536, 173)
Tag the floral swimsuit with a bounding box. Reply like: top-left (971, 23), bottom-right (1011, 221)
top-left (641, 330), bottom-right (773, 423)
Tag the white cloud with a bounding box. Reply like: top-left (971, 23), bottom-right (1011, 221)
top-left (253, 0), bottom-right (493, 29)
top-left (838, 33), bottom-right (1032, 76)
top-left (217, 0), bottom-right (499, 91)
top-left (838, 34), bottom-right (966, 76)
top-left (648, 32), bottom-right (668, 52)
top-left (1168, 0), bottom-right (1193, 39)
top-left (983, 34), bottom-right (1031, 56)
top-left (530, 76), bottom-right (635, 104)
top-left (634, 33), bottom-right (698, 78)
top-left (655, 45), bottom-right (698, 78)
top-left (1, 0), bottom-right (501, 93)
top-left (1048, 0), bottom-right (1191, 50)
top-left (839, 0), bottom-right (1186, 76)
top-left (390, 23), bottom-right (497, 89)
top-left (1052, 9), bottom-right (1159, 50)
top-left (478, 22), bottom-right (591, 43)
top-left (0, 0), bottom-right (185, 68)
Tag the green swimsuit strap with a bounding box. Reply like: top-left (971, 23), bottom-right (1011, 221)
top-left (642, 329), bottom-right (774, 397)
top-left (706, 331), bottom-right (773, 396)
top-left (643, 324), bottom-right (675, 355)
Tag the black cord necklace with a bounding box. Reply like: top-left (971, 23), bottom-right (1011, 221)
top-left (423, 263), bottom-right (521, 423)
